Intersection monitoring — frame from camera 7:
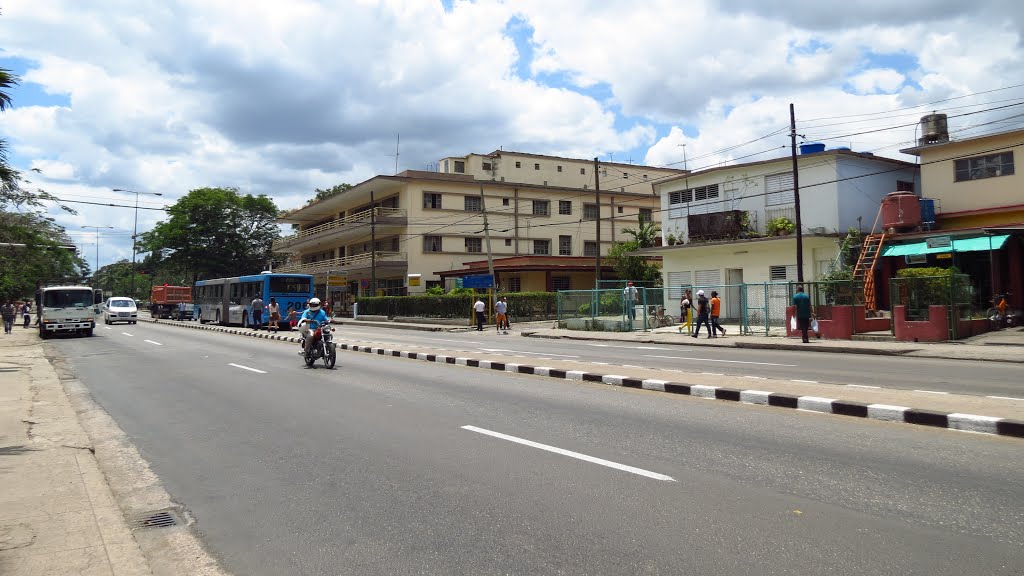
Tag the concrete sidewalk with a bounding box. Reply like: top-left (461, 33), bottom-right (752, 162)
top-left (0, 325), bottom-right (152, 575)
top-left (339, 317), bottom-right (1024, 363)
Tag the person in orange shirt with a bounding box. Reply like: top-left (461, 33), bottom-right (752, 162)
top-left (710, 290), bottom-right (726, 337)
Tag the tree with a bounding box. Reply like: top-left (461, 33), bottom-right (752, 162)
top-left (0, 68), bottom-right (87, 300)
top-left (620, 215), bottom-right (661, 249)
top-left (139, 187), bottom-right (281, 282)
top-left (605, 241), bottom-right (661, 286)
top-left (307, 183), bottom-right (352, 205)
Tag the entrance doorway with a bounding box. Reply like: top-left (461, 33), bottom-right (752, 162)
top-left (725, 268), bottom-right (743, 320)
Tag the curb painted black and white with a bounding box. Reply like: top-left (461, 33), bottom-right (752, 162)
top-left (147, 319), bottom-right (1024, 439)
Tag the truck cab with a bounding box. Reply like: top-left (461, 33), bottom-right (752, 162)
top-left (37, 285), bottom-right (102, 339)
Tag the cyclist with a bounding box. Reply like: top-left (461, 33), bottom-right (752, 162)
top-left (297, 298), bottom-right (330, 357)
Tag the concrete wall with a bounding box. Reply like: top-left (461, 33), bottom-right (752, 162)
top-left (918, 131), bottom-right (1024, 214)
top-left (439, 152), bottom-right (682, 191)
top-left (893, 305), bottom-right (949, 342)
top-left (835, 157), bottom-right (918, 232)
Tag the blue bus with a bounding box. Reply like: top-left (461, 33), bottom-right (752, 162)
top-left (195, 273), bottom-right (314, 329)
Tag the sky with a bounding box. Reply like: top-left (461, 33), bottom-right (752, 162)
top-left (1, 0), bottom-right (1023, 270)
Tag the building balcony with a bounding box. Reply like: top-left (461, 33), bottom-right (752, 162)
top-left (273, 207), bottom-right (407, 253)
top-left (276, 251), bottom-right (408, 276)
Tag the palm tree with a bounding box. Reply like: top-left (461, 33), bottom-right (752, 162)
top-left (0, 68), bottom-right (19, 191)
top-left (621, 215), bottom-right (661, 248)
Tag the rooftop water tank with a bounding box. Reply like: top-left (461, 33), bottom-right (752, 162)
top-left (881, 191), bottom-right (922, 232)
top-left (799, 142), bottom-right (826, 154)
top-left (917, 113), bottom-right (949, 146)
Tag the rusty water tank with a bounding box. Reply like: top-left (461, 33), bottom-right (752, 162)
top-left (881, 191), bottom-right (922, 231)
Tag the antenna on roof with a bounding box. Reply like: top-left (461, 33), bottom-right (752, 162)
top-left (392, 133), bottom-right (400, 175)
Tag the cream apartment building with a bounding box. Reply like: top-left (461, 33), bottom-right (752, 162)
top-left (274, 151), bottom-right (683, 307)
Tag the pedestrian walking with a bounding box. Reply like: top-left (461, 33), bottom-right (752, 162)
top-left (474, 297), bottom-right (486, 331)
top-left (678, 289), bottom-right (693, 334)
top-left (710, 290), bottom-right (726, 337)
top-left (623, 282), bottom-right (638, 321)
top-left (691, 290), bottom-right (713, 338)
top-left (793, 285), bottom-right (812, 343)
top-left (250, 295), bottom-right (264, 331)
top-left (494, 297), bottom-right (508, 334)
top-left (267, 297), bottom-right (281, 333)
top-left (150, 301), bottom-right (160, 321)
top-left (22, 301), bottom-right (31, 328)
top-left (1, 301), bottom-right (16, 334)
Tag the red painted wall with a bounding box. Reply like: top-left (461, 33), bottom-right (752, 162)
top-left (893, 305), bottom-right (949, 342)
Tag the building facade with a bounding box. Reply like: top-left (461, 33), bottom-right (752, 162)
top-left (890, 126), bottom-right (1024, 307)
top-left (274, 152), bottom-right (682, 310)
top-left (647, 148), bottom-right (918, 318)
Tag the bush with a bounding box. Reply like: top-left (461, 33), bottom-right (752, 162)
top-left (894, 266), bottom-right (971, 308)
top-left (356, 291), bottom-right (557, 320)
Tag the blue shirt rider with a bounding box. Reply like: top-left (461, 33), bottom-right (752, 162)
top-left (298, 298), bottom-right (329, 356)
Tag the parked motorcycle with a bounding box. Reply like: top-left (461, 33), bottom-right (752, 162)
top-left (302, 319), bottom-right (337, 369)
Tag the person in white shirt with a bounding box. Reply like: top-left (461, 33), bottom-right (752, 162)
top-left (494, 297), bottom-right (508, 334)
top-left (473, 298), bottom-right (485, 331)
top-left (623, 281), bottom-right (638, 320)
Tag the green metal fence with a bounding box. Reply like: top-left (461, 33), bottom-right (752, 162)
top-left (890, 274), bottom-right (973, 339)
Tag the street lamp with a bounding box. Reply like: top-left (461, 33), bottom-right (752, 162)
top-left (112, 188), bottom-right (163, 299)
top-left (81, 225), bottom-right (114, 275)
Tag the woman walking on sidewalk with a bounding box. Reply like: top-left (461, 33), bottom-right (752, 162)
top-left (1, 301), bottom-right (16, 334)
top-left (678, 289), bottom-right (693, 335)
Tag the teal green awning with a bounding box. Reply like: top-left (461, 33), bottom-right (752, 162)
top-left (882, 234), bottom-right (1010, 257)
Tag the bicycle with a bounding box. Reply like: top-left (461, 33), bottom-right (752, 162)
top-left (646, 305), bottom-right (676, 329)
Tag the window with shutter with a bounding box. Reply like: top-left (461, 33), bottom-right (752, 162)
top-left (765, 172), bottom-right (795, 206)
top-left (667, 271), bottom-right (692, 299)
top-left (695, 269), bottom-right (720, 287)
top-left (769, 264), bottom-right (797, 281)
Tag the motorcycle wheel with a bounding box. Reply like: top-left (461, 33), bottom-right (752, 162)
top-left (325, 343), bottom-right (336, 369)
top-left (304, 349), bottom-right (316, 367)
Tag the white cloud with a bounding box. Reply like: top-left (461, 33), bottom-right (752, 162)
top-left (849, 69), bottom-right (906, 94)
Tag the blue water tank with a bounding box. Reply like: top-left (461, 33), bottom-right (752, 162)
top-left (920, 198), bottom-right (936, 225)
top-left (799, 142), bottom-right (826, 154)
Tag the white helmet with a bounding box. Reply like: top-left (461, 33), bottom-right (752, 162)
top-left (697, 290), bottom-right (705, 296)
top-left (307, 298), bottom-right (321, 311)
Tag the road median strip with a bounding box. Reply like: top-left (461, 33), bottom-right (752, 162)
top-left (146, 318), bottom-right (1024, 439)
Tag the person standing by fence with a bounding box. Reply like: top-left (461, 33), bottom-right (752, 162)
top-left (710, 290), bottom-right (726, 337)
top-left (793, 285), bottom-right (812, 343)
top-left (692, 290), bottom-right (713, 338)
top-left (494, 297), bottom-right (508, 334)
top-left (474, 297), bottom-right (486, 331)
top-left (678, 289), bottom-right (693, 335)
top-left (623, 282), bottom-right (638, 321)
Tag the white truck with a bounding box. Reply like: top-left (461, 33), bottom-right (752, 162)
top-left (36, 285), bottom-right (103, 339)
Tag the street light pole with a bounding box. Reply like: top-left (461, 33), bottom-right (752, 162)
top-left (113, 188), bottom-right (163, 299)
top-left (81, 225), bottom-right (114, 275)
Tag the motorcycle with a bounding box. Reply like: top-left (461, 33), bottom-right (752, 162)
top-left (302, 319), bottom-right (337, 369)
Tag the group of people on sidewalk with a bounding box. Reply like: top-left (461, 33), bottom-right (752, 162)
top-left (474, 296), bottom-right (511, 333)
top-left (678, 289), bottom-right (726, 338)
top-left (1, 300), bottom-right (32, 334)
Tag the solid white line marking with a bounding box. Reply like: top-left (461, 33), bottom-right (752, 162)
top-left (987, 395), bottom-right (1024, 401)
top-left (791, 379), bottom-right (818, 384)
top-left (479, 348), bottom-right (579, 358)
top-left (228, 363), bottom-right (266, 374)
top-left (743, 375), bottom-right (767, 380)
top-left (461, 425), bottom-right (675, 482)
top-left (701, 372), bottom-right (724, 376)
top-left (122, 332), bottom-right (134, 337)
top-left (914, 389), bottom-right (949, 395)
top-left (643, 354), bottom-right (796, 367)
top-left (104, 326), bottom-right (112, 330)
top-left (143, 340), bottom-right (163, 346)
top-left (846, 384), bottom-right (880, 389)
top-left (588, 344), bottom-right (671, 351)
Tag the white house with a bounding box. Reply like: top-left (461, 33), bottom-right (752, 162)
top-left (649, 147), bottom-right (918, 319)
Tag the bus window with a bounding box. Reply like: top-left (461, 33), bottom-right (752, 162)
top-left (269, 276), bottom-right (312, 294)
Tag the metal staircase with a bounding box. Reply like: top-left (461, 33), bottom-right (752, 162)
top-left (854, 206), bottom-right (887, 311)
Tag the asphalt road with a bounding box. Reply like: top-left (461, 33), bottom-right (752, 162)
top-left (334, 323), bottom-right (1024, 398)
top-left (58, 322), bottom-right (1024, 575)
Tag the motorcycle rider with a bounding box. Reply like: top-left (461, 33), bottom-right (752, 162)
top-left (297, 298), bottom-right (330, 357)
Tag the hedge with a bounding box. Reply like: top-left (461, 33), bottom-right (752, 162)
top-left (356, 291), bottom-right (558, 320)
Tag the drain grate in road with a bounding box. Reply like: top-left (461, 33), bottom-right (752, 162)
top-left (130, 508), bottom-right (183, 530)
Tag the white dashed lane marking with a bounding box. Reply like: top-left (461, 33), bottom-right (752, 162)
top-left (143, 340), bottom-right (163, 346)
top-left (228, 363), bottom-right (266, 374)
top-left (122, 332), bottom-right (134, 337)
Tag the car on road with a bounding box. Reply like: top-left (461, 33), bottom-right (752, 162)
top-left (104, 297), bottom-right (138, 325)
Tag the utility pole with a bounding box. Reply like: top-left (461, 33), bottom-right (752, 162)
top-left (479, 184), bottom-right (495, 284)
top-left (789, 103), bottom-right (805, 283)
top-left (593, 157), bottom-right (601, 289)
top-left (81, 225), bottom-right (114, 277)
top-left (370, 190), bottom-right (377, 297)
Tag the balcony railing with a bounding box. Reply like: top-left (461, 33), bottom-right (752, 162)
top-left (275, 207), bottom-right (406, 248)
top-left (276, 251), bottom-right (407, 274)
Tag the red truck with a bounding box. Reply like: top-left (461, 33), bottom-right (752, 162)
top-left (150, 285), bottom-right (194, 320)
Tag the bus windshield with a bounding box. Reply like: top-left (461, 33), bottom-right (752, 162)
top-left (43, 289), bottom-right (94, 309)
top-left (269, 277), bottom-right (312, 294)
